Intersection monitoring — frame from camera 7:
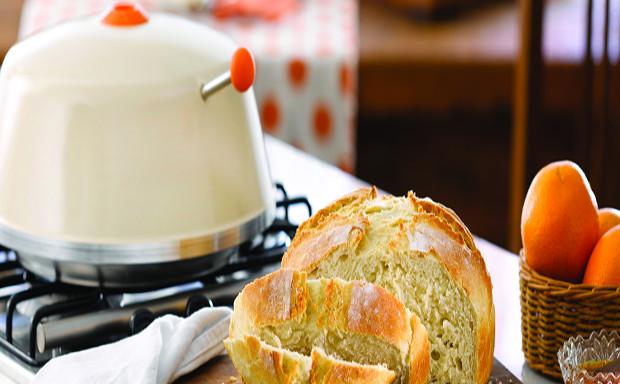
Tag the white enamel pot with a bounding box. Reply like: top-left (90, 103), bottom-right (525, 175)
top-left (0, 3), bottom-right (275, 288)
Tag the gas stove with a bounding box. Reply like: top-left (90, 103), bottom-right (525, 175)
top-left (0, 183), bottom-right (310, 383)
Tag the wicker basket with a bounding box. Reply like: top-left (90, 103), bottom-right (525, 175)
top-left (519, 250), bottom-right (620, 378)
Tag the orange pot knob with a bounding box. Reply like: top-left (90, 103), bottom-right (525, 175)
top-left (101, 3), bottom-right (149, 27)
top-left (230, 47), bottom-right (255, 92)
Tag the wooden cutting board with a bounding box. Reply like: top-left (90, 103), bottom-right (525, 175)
top-left (176, 355), bottom-right (522, 384)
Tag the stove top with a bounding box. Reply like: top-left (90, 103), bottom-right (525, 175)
top-left (0, 183), bottom-right (310, 383)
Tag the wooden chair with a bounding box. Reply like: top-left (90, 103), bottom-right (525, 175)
top-left (508, 0), bottom-right (620, 253)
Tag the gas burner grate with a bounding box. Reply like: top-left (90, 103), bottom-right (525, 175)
top-left (0, 183), bottom-right (310, 368)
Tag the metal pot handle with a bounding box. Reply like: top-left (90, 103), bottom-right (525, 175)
top-left (200, 47), bottom-right (255, 100)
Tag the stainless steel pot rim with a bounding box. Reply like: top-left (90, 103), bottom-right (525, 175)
top-left (17, 247), bottom-right (235, 289)
top-left (0, 204), bottom-right (275, 265)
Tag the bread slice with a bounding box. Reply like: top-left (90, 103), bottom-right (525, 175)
top-left (224, 335), bottom-right (396, 384)
top-left (226, 268), bottom-right (430, 384)
top-left (281, 187), bottom-right (495, 384)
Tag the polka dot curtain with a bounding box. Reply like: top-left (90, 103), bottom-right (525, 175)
top-left (17, 0), bottom-right (359, 173)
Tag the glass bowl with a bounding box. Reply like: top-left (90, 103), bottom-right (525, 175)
top-left (558, 329), bottom-right (620, 384)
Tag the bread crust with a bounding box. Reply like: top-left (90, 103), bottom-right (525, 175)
top-left (281, 187), bottom-right (495, 384)
top-left (408, 315), bottom-right (430, 384)
top-left (284, 212), bottom-right (369, 272)
top-left (398, 213), bottom-right (494, 384)
top-left (309, 347), bottom-right (396, 384)
top-left (347, 280), bottom-right (411, 352)
top-left (230, 268), bottom-right (308, 329)
top-left (226, 334), bottom-right (309, 383)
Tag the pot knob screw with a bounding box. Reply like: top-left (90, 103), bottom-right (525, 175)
top-left (200, 47), bottom-right (256, 100)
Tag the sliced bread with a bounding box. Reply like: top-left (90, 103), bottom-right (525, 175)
top-left (226, 268), bottom-right (430, 384)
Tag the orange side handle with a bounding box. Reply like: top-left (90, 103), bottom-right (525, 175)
top-left (230, 47), bottom-right (255, 92)
top-left (101, 3), bottom-right (149, 27)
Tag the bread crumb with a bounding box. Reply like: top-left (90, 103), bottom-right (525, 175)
top-left (229, 376), bottom-right (237, 382)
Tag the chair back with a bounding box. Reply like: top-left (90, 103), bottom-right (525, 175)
top-left (509, 0), bottom-right (620, 253)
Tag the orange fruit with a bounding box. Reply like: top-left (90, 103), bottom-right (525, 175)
top-left (597, 207), bottom-right (620, 240)
top-left (521, 160), bottom-right (599, 283)
top-left (583, 225), bottom-right (620, 286)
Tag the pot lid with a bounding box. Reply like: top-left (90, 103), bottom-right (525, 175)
top-left (4, 2), bottom-right (237, 86)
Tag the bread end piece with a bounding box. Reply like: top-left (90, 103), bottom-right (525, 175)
top-left (225, 335), bottom-right (398, 384)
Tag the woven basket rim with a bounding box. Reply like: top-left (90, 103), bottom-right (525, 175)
top-left (519, 249), bottom-right (620, 293)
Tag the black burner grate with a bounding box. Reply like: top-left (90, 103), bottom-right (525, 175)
top-left (0, 183), bottom-right (310, 368)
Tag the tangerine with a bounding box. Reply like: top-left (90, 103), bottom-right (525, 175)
top-left (521, 160), bottom-right (599, 283)
top-left (597, 207), bottom-right (620, 240)
top-left (583, 225), bottom-right (620, 286)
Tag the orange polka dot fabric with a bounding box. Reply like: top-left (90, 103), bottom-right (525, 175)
top-left (18, 0), bottom-right (359, 173)
top-left (288, 60), bottom-right (307, 87)
top-left (261, 95), bottom-right (281, 135)
top-left (313, 103), bottom-right (332, 142)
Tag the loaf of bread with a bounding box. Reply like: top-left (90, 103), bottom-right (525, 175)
top-left (225, 268), bottom-right (430, 384)
top-left (281, 187), bottom-right (495, 384)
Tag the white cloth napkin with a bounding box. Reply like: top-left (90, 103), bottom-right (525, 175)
top-left (31, 306), bottom-right (232, 384)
